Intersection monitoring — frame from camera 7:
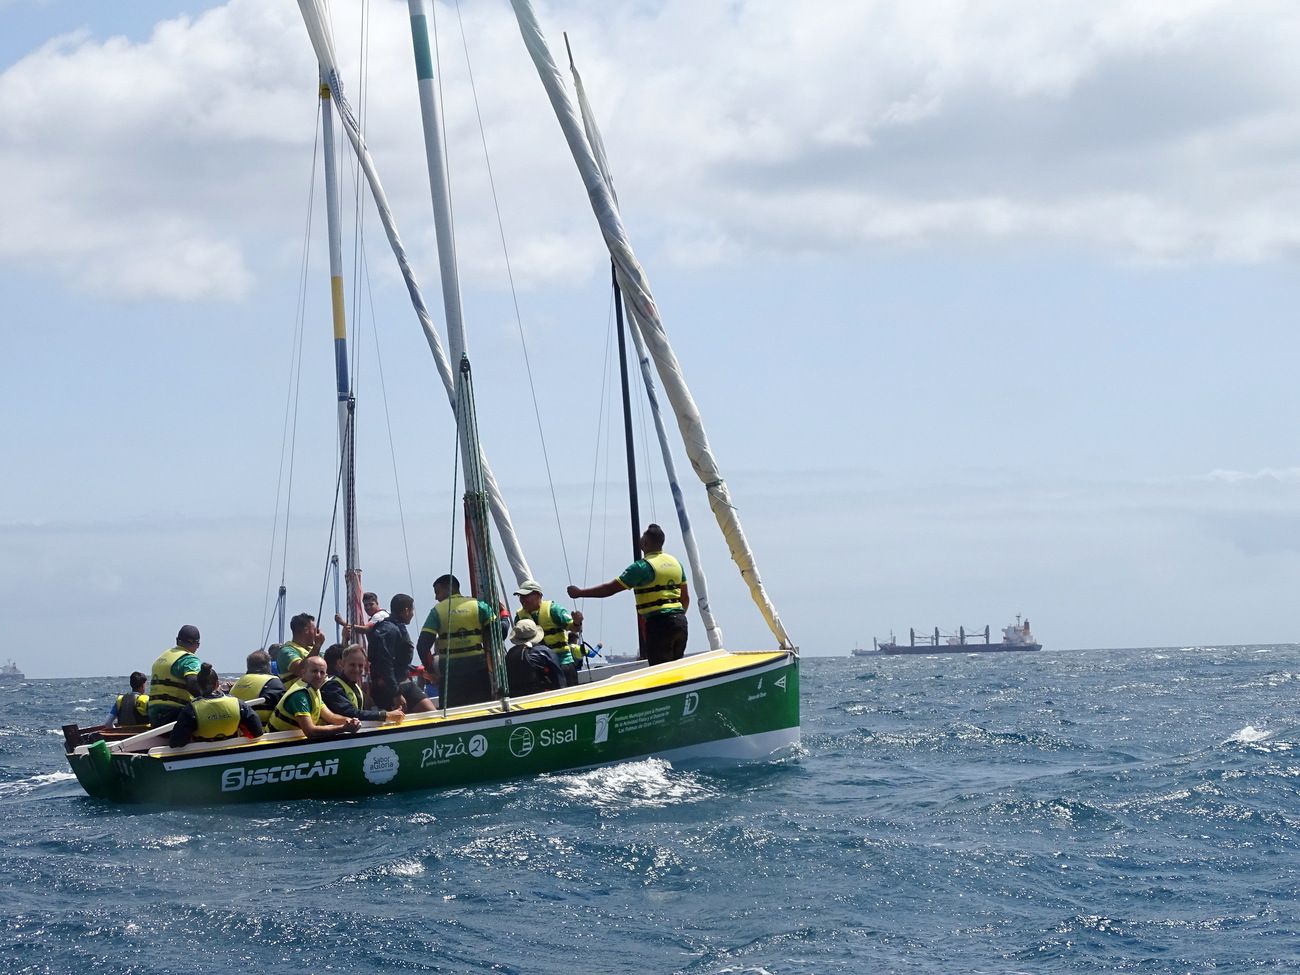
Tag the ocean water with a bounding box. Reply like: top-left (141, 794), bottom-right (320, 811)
top-left (2, 646), bottom-right (1298, 974)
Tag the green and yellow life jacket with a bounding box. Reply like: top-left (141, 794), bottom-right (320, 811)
top-left (230, 673), bottom-right (277, 724)
top-left (149, 648), bottom-right (196, 711)
top-left (434, 596), bottom-right (486, 656)
top-left (268, 685), bottom-right (322, 733)
top-left (323, 675), bottom-right (362, 711)
top-left (633, 553), bottom-right (685, 616)
top-left (190, 696), bottom-right (242, 742)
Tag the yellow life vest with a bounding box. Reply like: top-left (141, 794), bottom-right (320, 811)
top-left (268, 685), bottom-right (323, 733)
top-left (324, 675), bottom-right (362, 711)
top-left (515, 600), bottom-right (570, 653)
top-left (191, 696), bottom-right (242, 742)
top-left (633, 552), bottom-right (685, 616)
top-left (433, 595), bottom-right (486, 656)
top-left (149, 648), bottom-right (197, 711)
top-left (230, 673), bottom-right (276, 724)
top-left (114, 691), bottom-right (150, 726)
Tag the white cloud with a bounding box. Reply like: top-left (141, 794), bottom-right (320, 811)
top-left (3, 0), bottom-right (1300, 301)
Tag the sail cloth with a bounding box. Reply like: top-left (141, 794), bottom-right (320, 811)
top-left (295, 0), bottom-right (533, 584)
top-left (566, 50), bottom-right (724, 653)
top-left (508, 0), bottom-right (794, 651)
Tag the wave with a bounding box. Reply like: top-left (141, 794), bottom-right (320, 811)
top-left (1225, 726), bottom-right (1272, 744)
top-left (551, 757), bottom-right (720, 809)
top-left (0, 771), bottom-right (76, 798)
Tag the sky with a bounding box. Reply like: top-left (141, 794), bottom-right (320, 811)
top-left (3, 0), bottom-right (1300, 677)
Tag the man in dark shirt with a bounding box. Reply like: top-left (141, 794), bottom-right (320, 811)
top-left (322, 645), bottom-right (404, 724)
top-left (368, 594), bottom-right (435, 712)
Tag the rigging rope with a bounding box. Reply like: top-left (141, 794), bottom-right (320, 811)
top-left (258, 100), bottom-right (323, 649)
top-left (361, 249), bottom-right (416, 596)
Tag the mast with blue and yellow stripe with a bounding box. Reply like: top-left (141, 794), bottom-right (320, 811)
top-left (319, 70), bottom-right (364, 631)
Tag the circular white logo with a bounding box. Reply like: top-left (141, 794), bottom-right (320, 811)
top-left (362, 745), bottom-right (400, 784)
top-left (508, 727), bottom-right (535, 758)
top-left (468, 734), bottom-right (488, 758)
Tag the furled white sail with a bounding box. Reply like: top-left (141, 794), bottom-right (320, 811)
top-left (508, 0), bottom-right (793, 650)
top-left (566, 50), bottom-right (724, 652)
top-left (295, 0), bottom-right (532, 584)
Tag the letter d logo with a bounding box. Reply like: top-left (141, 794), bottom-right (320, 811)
top-left (682, 692), bottom-right (699, 717)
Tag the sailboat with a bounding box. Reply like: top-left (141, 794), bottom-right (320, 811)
top-left (61, 0), bottom-right (800, 805)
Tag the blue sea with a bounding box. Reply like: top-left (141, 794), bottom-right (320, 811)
top-left (2, 646), bottom-right (1298, 974)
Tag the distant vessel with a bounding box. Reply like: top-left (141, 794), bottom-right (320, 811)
top-left (850, 642), bottom-right (875, 657)
top-left (874, 617), bottom-right (1042, 655)
top-left (0, 660), bottom-right (25, 680)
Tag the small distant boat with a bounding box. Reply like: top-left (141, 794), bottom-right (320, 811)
top-left (0, 660), bottom-right (25, 680)
top-left (850, 643), bottom-right (875, 657)
top-left (874, 616), bottom-right (1042, 655)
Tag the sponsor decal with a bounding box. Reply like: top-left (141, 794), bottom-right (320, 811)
top-left (509, 726), bottom-right (535, 758)
top-left (747, 677), bottom-right (767, 703)
top-left (539, 725), bottom-right (577, 747)
top-left (774, 676), bottom-right (787, 691)
top-left (682, 692), bottom-right (699, 717)
top-left (608, 704), bottom-right (672, 736)
top-left (221, 758), bottom-right (340, 793)
top-left (420, 734), bottom-right (489, 769)
top-left (362, 745), bottom-right (400, 785)
top-left (594, 713), bottom-right (611, 744)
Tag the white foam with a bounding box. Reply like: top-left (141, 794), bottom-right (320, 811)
top-left (1226, 725), bottom-right (1272, 744)
top-left (0, 771), bottom-right (76, 797)
top-left (553, 757), bottom-right (719, 809)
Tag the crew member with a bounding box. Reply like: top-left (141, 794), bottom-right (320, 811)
top-left (567, 523), bottom-right (689, 666)
top-left (230, 649), bottom-right (286, 726)
top-left (266, 655), bottom-right (361, 738)
top-left (108, 671), bottom-right (150, 727)
top-left (415, 574), bottom-right (495, 709)
top-left (322, 644), bottom-right (404, 724)
top-left (504, 619), bottom-right (566, 695)
top-left (147, 625), bottom-right (205, 726)
top-left (369, 594), bottom-right (435, 713)
top-left (169, 663), bottom-right (263, 748)
top-left (276, 612), bottom-right (325, 685)
top-left (336, 591), bottom-right (389, 640)
top-left (512, 579), bottom-right (582, 686)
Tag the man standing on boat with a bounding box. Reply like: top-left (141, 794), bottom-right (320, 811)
top-left (568, 524), bottom-right (690, 666)
top-left (146, 625), bottom-right (205, 727)
top-left (512, 580), bottom-right (582, 686)
top-left (368, 594), bottom-right (435, 713)
top-left (276, 613), bottom-right (325, 684)
top-left (416, 574), bottom-right (495, 708)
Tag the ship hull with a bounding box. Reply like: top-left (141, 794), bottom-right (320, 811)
top-left (875, 643), bottom-right (1041, 655)
top-left (64, 650), bottom-right (799, 806)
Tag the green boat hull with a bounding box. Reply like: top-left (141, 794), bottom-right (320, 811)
top-left (67, 653), bottom-right (799, 805)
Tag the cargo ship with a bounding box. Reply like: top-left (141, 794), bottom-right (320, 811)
top-left (0, 660), bottom-right (25, 680)
top-left (873, 616), bottom-right (1041, 654)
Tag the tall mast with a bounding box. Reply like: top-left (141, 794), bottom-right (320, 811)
top-left (296, 0), bottom-right (533, 585)
top-left (405, 0), bottom-right (531, 584)
top-left (613, 265), bottom-right (646, 658)
top-left (456, 355), bottom-right (509, 701)
top-left (614, 264), bottom-right (642, 563)
top-left (319, 74), bottom-right (363, 629)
